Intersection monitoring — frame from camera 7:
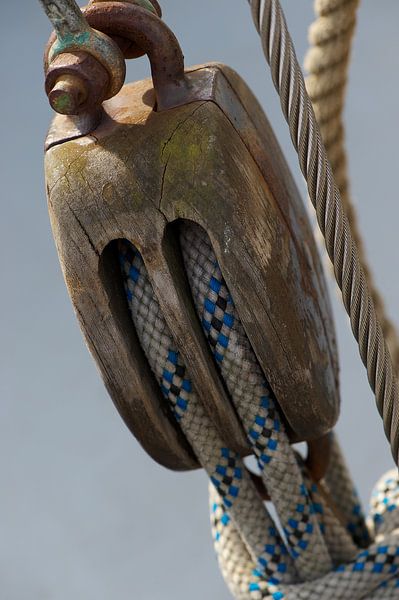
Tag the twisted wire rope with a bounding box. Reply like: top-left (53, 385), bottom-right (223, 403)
top-left (248, 0), bottom-right (399, 463)
top-left (304, 0), bottom-right (399, 371)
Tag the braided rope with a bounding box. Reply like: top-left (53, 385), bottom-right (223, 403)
top-left (305, 0), bottom-right (399, 370)
top-left (247, 0), bottom-right (399, 463)
top-left (211, 470), bottom-right (399, 599)
top-left (119, 223), bottom-right (399, 598)
top-left (111, 2), bottom-right (399, 594)
top-left (43, 0), bottom-right (399, 595)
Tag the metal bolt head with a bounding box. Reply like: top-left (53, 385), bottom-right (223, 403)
top-left (48, 74), bottom-right (88, 114)
top-left (45, 51), bottom-right (110, 116)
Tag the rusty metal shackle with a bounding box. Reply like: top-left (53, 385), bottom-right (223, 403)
top-left (42, 0), bottom-right (126, 114)
top-left (44, 0), bottom-right (189, 115)
top-left (87, 0), bottom-right (163, 58)
top-left (84, 2), bottom-right (189, 108)
top-left (89, 0), bottom-right (162, 19)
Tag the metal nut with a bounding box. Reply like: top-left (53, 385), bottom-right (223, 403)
top-left (45, 51), bottom-right (110, 115)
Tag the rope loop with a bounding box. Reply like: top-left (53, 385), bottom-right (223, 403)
top-left (116, 2), bottom-right (399, 596)
top-left (119, 222), bottom-right (399, 598)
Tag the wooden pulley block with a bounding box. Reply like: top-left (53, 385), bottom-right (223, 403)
top-left (44, 1), bottom-right (340, 471)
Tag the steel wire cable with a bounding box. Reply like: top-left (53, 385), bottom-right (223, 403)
top-left (247, 0), bottom-right (399, 463)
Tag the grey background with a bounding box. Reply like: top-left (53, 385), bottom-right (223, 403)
top-left (1, 1), bottom-right (398, 599)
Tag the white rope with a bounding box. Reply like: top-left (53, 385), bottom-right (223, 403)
top-left (210, 470), bottom-right (399, 599)
top-left (119, 222), bottom-right (399, 599)
top-left (116, 0), bottom-right (399, 596)
top-left (41, 0), bottom-right (399, 596)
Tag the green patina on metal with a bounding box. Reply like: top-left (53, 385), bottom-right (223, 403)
top-left (53, 30), bottom-right (90, 53)
top-left (58, 30), bottom-right (91, 49)
top-left (47, 26), bottom-right (126, 100)
top-left (137, 0), bottom-right (157, 14)
top-left (52, 92), bottom-right (74, 114)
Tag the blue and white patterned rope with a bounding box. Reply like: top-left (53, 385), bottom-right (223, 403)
top-left (118, 221), bottom-right (399, 599)
top-left (210, 470), bottom-right (399, 599)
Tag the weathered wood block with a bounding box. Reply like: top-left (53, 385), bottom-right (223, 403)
top-left (45, 63), bottom-right (340, 470)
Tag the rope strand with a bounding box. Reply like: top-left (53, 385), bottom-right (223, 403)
top-left (119, 227), bottom-right (399, 598)
top-left (305, 0), bottom-right (399, 371)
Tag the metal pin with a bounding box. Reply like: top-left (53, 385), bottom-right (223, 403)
top-left (40, 0), bottom-right (126, 116)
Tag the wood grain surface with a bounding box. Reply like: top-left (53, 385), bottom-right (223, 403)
top-left (45, 64), bottom-right (340, 470)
